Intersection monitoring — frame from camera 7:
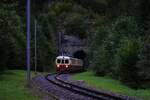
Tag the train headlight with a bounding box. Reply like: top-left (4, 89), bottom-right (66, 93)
top-left (57, 65), bottom-right (60, 68)
top-left (66, 65), bottom-right (69, 68)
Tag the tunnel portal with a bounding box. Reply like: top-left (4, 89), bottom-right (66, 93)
top-left (73, 50), bottom-right (86, 60)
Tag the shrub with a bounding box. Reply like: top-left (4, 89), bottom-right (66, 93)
top-left (136, 37), bottom-right (150, 88)
top-left (115, 38), bottom-right (139, 88)
top-left (91, 44), bottom-right (112, 76)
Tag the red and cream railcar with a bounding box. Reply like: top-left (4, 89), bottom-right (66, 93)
top-left (55, 56), bottom-right (83, 72)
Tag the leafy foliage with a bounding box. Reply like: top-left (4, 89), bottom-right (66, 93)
top-left (0, 0), bottom-right (150, 89)
top-left (115, 38), bottom-right (139, 88)
top-left (91, 45), bottom-right (112, 76)
top-left (32, 15), bottom-right (57, 71)
top-left (0, 0), bottom-right (57, 72)
top-left (0, 8), bottom-right (25, 71)
top-left (64, 13), bottom-right (87, 39)
top-left (136, 37), bottom-right (150, 88)
top-left (90, 15), bottom-right (150, 88)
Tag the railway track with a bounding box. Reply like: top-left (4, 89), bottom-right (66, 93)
top-left (45, 73), bottom-right (135, 100)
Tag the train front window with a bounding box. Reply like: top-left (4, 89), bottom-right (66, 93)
top-left (65, 59), bottom-right (69, 64)
top-left (57, 59), bottom-right (61, 63)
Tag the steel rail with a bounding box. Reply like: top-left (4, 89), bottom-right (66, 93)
top-left (55, 74), bottom-right (129, 100)
top-left (45, 74), bottom-right (135, 100)
top-left (45, 74), bottom-right (106, 100)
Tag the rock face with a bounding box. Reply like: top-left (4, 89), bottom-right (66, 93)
top-left (59, 34), bottom-right (88, 58)
top-left (56, 33), bottom-right (89, 68)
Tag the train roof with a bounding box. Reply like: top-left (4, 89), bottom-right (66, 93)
top-left (56, 56), bottom-right (70, 59)
top-left (56, 56), bottom-right (81, 60)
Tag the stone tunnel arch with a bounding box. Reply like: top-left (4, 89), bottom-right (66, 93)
top-left (73, 50), bottom-right (89, 69)
top-left (73, 50), bottom-right (86, 60)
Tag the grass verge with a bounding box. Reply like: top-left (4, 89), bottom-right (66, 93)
top-left (0, 70), bottom-right (39, 100)
top-left (73, 71), bottom-right (150, 100)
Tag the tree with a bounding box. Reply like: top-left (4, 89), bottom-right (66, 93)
top-left (115, 38), bottom-right (139, 88)
top-left (0, 8), bottom-right (25, 71)
top-left (136, 37), bottom-right (150, 88)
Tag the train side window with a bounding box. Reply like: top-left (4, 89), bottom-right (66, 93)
top-left (57, 59), bottom-right (61, 63)
top-left (65, 59), bottom-right (69, 64)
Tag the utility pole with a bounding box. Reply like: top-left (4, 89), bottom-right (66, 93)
top-left (27, 0), bottom-right (31, 83)
top-left (34, 19), bottom-right (37, 74)
top-left (59, 32), bottom-right (62, 55)
top-left (61, 32), bottom-right (64, 56)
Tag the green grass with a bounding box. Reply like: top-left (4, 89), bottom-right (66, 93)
top-left (0, 70), bottom-right (39, 100)
top-left (73, 71), bottom-right (150, 100)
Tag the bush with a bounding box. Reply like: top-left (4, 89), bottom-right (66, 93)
top-left (136, 37), bottom-right (150, 88)
top-left (115, 38), bottom-right (139, 88)
top-left (91, 43), bottom-right (113, 76)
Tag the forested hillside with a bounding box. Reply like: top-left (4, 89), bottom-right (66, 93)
top-left (0, 0), bottom-right (57, 72)
top-left (0, 0), bottom-right (149, 88)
